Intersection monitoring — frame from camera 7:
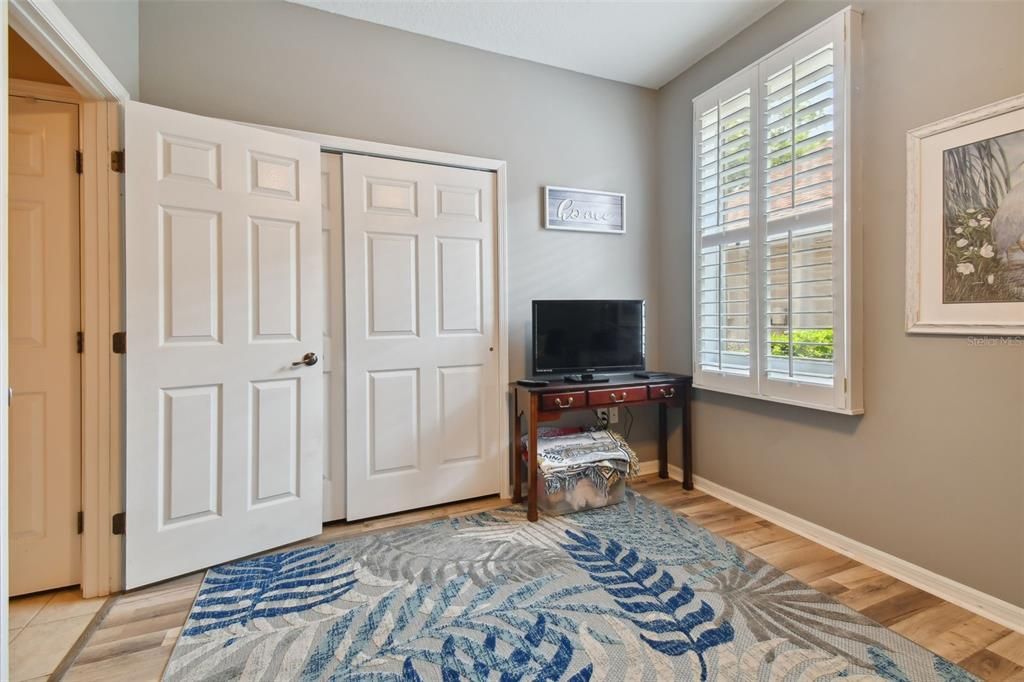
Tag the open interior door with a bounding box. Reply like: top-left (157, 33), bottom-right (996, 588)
top-left (124, 102), bottom-right (323, 588)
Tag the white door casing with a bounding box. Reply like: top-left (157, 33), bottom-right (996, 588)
top-left (321, 153), bottom-right (345, 521)
top-left (343, 154), bottom-right (499, 520)
top-left (8, 96), bottom-right (82, 595)
top-left (125, 101), bottom-right (323, 588)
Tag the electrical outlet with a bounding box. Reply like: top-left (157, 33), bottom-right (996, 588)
top-left (596, 407), bottom-right (619, 425)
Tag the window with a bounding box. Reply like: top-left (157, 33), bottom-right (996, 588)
top-left (692, 9), bottom-right (862, 414)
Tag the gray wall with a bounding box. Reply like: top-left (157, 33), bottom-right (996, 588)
top-left (139, 1), bottom-right (662, 458)
top-left (55, 0), bottom-right (139, 98)
top-left (656, 1), bottom-right (1024, 606)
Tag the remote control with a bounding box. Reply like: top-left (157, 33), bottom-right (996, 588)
top-left (517, 379), bottom-right (550, 387)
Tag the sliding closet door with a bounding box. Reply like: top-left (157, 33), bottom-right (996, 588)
top-left (343, 154), bottom-right (499, 520)
top-left (124, 102), bottom-right (324, 587)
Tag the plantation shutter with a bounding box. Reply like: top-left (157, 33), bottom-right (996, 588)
top-left (757, 19), bottom-right (846, 407)
top-left (692, 9), bottom-right (860, 414)
top-left (693, 67), bottom-right (759, 394)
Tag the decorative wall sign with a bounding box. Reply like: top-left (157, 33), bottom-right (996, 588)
top-left (544, 186), bottom-right (625, 234)
top-left (906, 94), bottom-right (1024, 335)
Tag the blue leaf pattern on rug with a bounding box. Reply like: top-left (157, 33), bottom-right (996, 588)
top-left (164, 493), bottom-right (979, 681)
top-left (182, 544), bottom-right (356, 636)
top-left (561, 529), bottom-right (733, 680)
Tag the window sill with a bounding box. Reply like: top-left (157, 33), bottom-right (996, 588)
top-left (693, 381), bottom-right (863, 416)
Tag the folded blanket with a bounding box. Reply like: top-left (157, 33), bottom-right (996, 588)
top-left (521, 427), bottom-right (639, 495)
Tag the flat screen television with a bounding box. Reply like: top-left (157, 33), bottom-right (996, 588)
top-left (532, 299), bottom-right (645, 377)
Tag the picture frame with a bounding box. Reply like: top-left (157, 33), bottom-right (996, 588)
top-left (906, 94), bottom-right (1024, 335)
top-left (544, 186), bottom-right (626, 234)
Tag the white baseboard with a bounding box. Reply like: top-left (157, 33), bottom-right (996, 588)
top-left (634, 461), bottom-right (1024, 634)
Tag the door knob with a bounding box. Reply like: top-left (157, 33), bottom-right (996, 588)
top-left (292, 352), bottom-right (319, 367)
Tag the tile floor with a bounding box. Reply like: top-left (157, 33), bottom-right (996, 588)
top-left (8, 587), bottom-right (107, 681)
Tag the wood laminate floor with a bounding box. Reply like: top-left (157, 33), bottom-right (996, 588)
top-left (56, 476), bottom-right (1024, 681)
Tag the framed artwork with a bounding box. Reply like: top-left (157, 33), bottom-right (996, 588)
top-left (906, 94), bottom-right (1024, 335)
top-left (544, 186), bottom-right (625, 234)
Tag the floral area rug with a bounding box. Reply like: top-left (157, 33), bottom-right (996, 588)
top-left (164, 492), bottom-right (975, 681)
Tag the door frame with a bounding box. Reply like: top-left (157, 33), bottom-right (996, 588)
top-left (258, 126), bottom-right (512, 505)
top-left (3, 2), bottom-right (128, 635)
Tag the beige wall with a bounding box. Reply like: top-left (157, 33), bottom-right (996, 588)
top-left (8, 28), bottom-right (69, 86)
top-left (138, 1), bottom-right (663, 459)
top-left (657, 0), bottom-right (1024, 606)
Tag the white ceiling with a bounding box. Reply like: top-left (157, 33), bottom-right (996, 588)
top-left (287, 1), bottom-right (783, 89)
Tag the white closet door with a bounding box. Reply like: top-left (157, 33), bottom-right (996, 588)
top-left (321, 152), bottom-right (346, 521)
top-left (343, 154), bottom-right (499, 520)
top-left (124, 101), bottom-right (323, 588)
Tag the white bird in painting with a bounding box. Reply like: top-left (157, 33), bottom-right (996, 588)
top-left (992, 181), bottom-right (1024, 263)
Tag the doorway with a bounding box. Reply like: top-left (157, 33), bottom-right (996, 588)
top-left (8, 29), bottom-right (84, 598)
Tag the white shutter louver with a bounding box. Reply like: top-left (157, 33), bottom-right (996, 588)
top-left (692, 9), bottom-right (860, 413)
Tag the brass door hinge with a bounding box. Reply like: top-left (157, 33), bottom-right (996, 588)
top-left (112, 331), bottom-right (127, 354)
top-left (112, 512), bottom-right (126, 535)
top-left (76, 331), bottom-right (84, 354)
top-left (111, 150), bottom-right (125, 173)
top-left (75, 150), bottom-right (83, 174)
top-left (77, 511), bottom-right (84, 534)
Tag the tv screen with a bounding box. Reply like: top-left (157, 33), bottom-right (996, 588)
top-left (532, 300), bottom-right (645, 375)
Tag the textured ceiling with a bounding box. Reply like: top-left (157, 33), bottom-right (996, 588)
top-left (287, 1), bottom-right (783, 89)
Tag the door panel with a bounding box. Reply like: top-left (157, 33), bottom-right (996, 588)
top-left (250, 217), bottom-right (299, 340)
top-left (437, 237), bottom-right (483, 334)
top-left (344, 154), bottom-right (499, 520)
top-left (251, 378), bottom-right (299, 503)
top-left (8, 96), bottom-right (82, 595)
top-left (160, 206), bottom-right (221, 343)
top-left (125, 101), bottom-right (322, 588)
top-left (161, 385), bottom-right (220, 524)
top-left (367, 233), bottom-right (418, 336)
top-left (438, 364), bottom-right (484, 463)
top-left (368, 368), bottom-right (420, 475)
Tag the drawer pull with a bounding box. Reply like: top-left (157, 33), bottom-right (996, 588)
top-left (609, 392), bottom-right (627, 403)
top-left (659, 387), bottom-right (676, 398)
top-left (554, 396), bottom-right (574, 408)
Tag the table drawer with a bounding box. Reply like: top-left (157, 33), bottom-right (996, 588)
top-left (649, 383), bottom-right (683, 400)
top-left (540, 391), bottom-right (585, 411)
top-left (588, 386), bottom-right (645, 406)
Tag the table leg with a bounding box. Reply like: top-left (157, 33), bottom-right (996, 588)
top-left (658, 402), bottom-right (668, 479)
top-left (512, 388), bottom-right (522, 503)
top-left (682, 388), bottom-right (694, 490)
top-left (527, 393), bottom-right (539, 522)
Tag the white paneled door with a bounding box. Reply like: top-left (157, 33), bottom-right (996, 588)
top-left (8, 97), bottom-right (81, 595)
top-left (343, 154), bottom-right (499, 520)
top-left (125, 102), bottom-right (323, 588)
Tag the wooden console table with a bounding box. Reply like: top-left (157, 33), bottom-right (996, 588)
top-left (510, 373), bottom-right (693, 521)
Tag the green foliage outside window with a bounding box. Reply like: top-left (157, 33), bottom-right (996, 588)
top-left (769, 329), bottom-right (833, 359)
